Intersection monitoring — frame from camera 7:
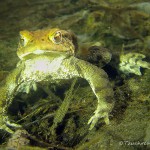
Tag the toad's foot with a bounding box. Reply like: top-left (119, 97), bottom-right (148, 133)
top-left (0, 117), bottom-right (22, 134)
top-left (6, 120), bottom-right (22, 128)
top-left (88, 109), bottom-right (110, 130)
top-left (1, 124), bottom-right (14, 134)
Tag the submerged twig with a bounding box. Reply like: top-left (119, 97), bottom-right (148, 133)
top-left (27, 132), bottom-right (73, 150)
top-left (50, 78), bottom-right (78, 136)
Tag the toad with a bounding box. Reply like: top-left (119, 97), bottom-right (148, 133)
top-left (0, 28), bottom-right (114, 133)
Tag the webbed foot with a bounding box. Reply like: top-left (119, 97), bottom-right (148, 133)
top-left (0, 124), bottom-right (14, 134)
top-left (6, 120), bottom-right (22, 128)
top-left (0, 116), bottom-right (22, 134)
top-left (88, 111), bottom-right (110, 130)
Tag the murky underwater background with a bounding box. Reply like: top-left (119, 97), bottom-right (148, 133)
top-left (0, 0), bottom-right (150, 149)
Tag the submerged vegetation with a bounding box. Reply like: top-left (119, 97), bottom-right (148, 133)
top-left (0, 0), bottom-right (150, 149)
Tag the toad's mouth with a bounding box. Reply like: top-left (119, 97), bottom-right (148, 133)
top-left (19, 49), bottom-right (72, 60)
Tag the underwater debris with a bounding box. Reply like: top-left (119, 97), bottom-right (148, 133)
top-left (87, 1), bottom-right (147, 40)
top-left (131, 2), bottom-right (150, 14)
top-left (51, 10), bottom-right (88, 29)
top-left (119, 52), bottom-right (150, 75)
top-left (7, 129), bottom-right (29, 149)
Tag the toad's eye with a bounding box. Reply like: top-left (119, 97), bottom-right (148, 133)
top-left (19, 38), bottom-right (25, 47)
top-left (52, 31), bottom-right (62, 44)
top-left (19, 35), bottom-right (29, 47)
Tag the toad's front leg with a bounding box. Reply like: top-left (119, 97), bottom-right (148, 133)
top-left (61, 57), bottom-right (114, 130)
top-left (0, 66), bottom-right (23, 133)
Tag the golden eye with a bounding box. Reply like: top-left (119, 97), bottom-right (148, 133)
top-left (52, 31), bottom-right (62, 44)
top-left (19, 30), bottom-right (31, 47)
top-left (19, 38), bottom-right (25, 47)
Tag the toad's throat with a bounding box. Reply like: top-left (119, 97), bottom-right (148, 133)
top-left (19, 49), bottom-right (71, 59)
